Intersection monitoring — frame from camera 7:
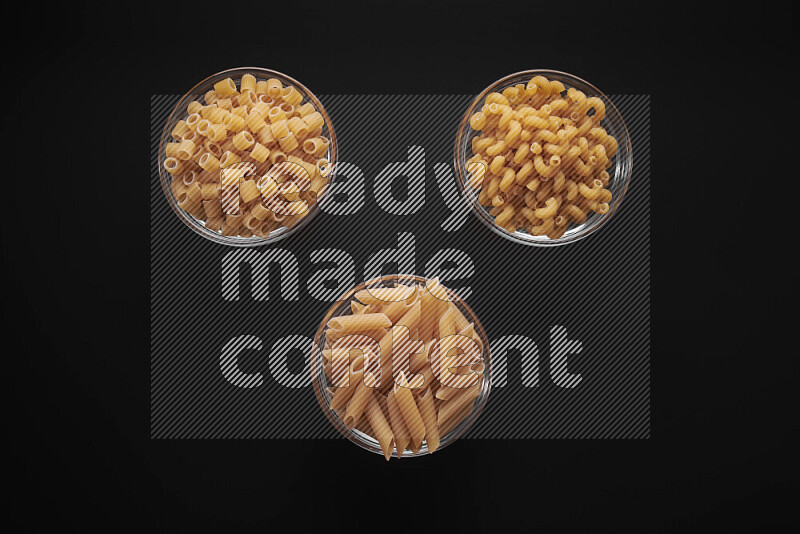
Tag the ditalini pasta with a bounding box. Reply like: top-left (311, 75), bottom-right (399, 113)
top-left (163, 73), bottom-right (332, 238)
top-left (319, 277), bottom-right (487, 460)
top-left (465, 74), bottom-right (617, 239)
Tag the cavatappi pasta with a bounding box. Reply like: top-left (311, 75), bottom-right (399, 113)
top-left (163, 74), bottom-right (332, 238)
top-left (465, 74), bottom-right (618, 239)
top-left (320, 277), bottom-right (487, 460)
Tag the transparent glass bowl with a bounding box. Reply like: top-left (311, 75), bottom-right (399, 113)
top-left (311, 275), bottom-right (492, 458)
top-left (157, 67), bottom-right (337, 247)
top-left (454, 69), bottom-right (633, 246)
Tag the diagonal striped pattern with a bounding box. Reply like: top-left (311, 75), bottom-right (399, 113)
top-left (151, 94), bottom-right (650, 439)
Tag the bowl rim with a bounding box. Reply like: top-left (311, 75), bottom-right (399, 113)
top-left (453, 68), bottom-right (633, 247)
top-left (311, 274), bottom-right (492, 458)
top-left (157, 66), bottom-right (338, 247)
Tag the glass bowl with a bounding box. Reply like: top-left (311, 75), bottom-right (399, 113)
top-left (311, 275), bottom-right (492, 458)
top-left (157, 67), bottom-right (337, 247)
top-left (454, 69), bottom-right (632, 246)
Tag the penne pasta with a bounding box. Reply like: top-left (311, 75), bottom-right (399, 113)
top-left (317, 278), bottom-right (488, 459)
top-left (418, 388), bottom-right (440, 453)
top-left (393, 371), bottom-right (426, 450)
top-left (343, 372), bottom-right (378, 429)
top-left (327, 313), bottom-right (392, 336)
top-left (364, 395), bottom-right (394, 461)
top-left (386, 391), bottom-right (411, 458)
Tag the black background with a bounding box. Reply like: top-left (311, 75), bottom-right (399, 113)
top-left (6, 0), bottom-right (793, 531)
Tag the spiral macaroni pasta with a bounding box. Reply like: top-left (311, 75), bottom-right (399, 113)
top-left (465, 74), bottom-right (617, 239)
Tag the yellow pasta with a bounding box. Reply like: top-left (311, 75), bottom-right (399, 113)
top-left (223, 112), bottom-right (245, 133)
top-left (163, 157), bottom-right (183, 175)
top-left (266, 78), bottom-right (282, 97)
top-left (165, 142), bottom-right (180, 158)
top-left (239, 180), bottom-right (260, 203)
top-left (249, 142), bottom-right (270, 163)
top-left (245, 112), bottom-right (267, 133)
top-left (304, 111), bottom-right (324, 133)
top-left (286, 117), bottom-right (309, 139)
top-left (281, 86), bottom-right (303, 106)
top-left (163, 72), bottom-right (332, 238)
top-left (296, 102), bottom-right (316, 117)
top-left (206, 123), bottom-right (227, 142)
top-left (232, 131), bottom-right (255, 151)
top-left (240, 73), bottom-right (256, 94)
top-left (171, 120), bottom-right (189, 140)
top-left (186, 101), bottom-right (203, 115)
top-left (270, 119), bottom-right (289, 139)
top-left (197, 153), bottom-right (219, 174)
top-left (466, 74), bottom-right (617, 239)
top-left (238, 90), bottom-right (257, 109)
top-left (206, 107), bottom-right (228, 124)
top-left (213, 78), bottom-right (237, 97)
top-left (277, 132), bottom-right (299, 152)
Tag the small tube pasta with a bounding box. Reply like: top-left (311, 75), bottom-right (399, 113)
top-left (277, 132), bottom-right (299, 152)
top-left (175, 139), bottom-right (195, 160)
top-left (171, 120), bottom-right (189, 140)
top-left (163, 73), bottom-right (331, 239)
top-left (198, 153), bottom-right (220, 173)
top-left (287, 117), bottom-right (309, 139)
top-left (202, 199), bottom-right (222, 218)
top-left (245, 112), bottom-right (267, 133)
top-left (232, 131), bottom-right (255, 151)
top-left (266, 78), bottom-right (282, 97)
top-left (270, 119), bottom-right (289, 139)
top-left (240, 74), bottom-right (256, 93)
top-left (163, 157), bottom-right (183, 175)
top-left (304, 111), bottom-right (324, 133)
top-left (240, 180), bottom-right (260, 203)
top-left (281, 86), bottom-right (303, 106)
top-left (249, 142), bottom-right (270, 163)
top-left (213, 78), bottom-right (237, 97)
top-left (206, 124), bottom-right (227, 142)
top-left (302, 137), bottom-right (325, 155)
top-left (223, 113), bottom-right (245, 132)
top-left (268, 106), bottom-right (286, 123)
